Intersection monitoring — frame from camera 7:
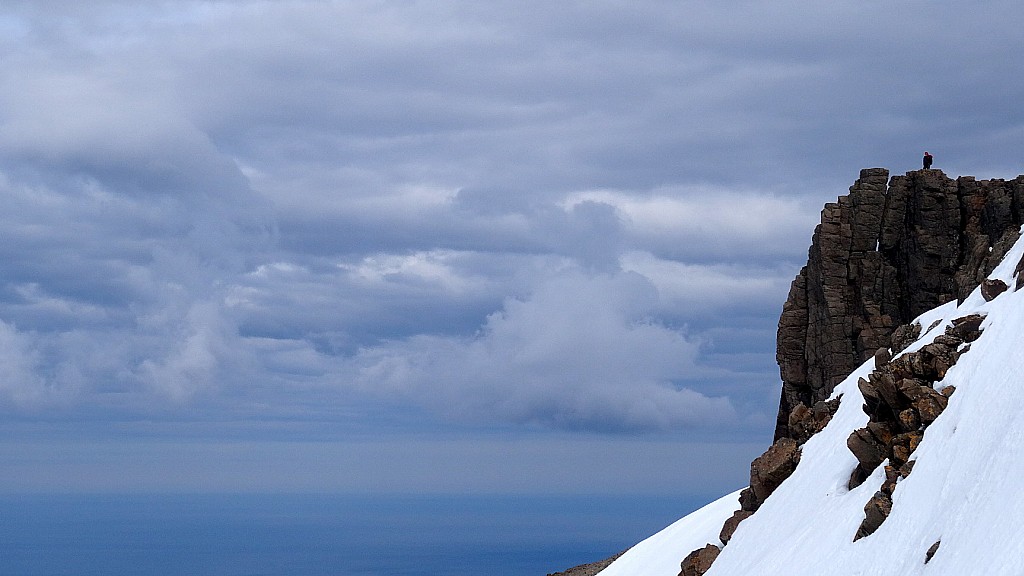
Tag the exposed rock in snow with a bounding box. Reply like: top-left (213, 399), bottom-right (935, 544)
top-left (776, 168), bottom-right (1024, 441)
top-left (598, 169), bottom-right (1024, 576)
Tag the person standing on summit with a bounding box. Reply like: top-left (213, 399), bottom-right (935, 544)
top-left (923, 151), bottom-right (933, 169)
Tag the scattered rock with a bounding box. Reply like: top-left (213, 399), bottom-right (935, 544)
top-left (848, 315), bottom-right (979, 491)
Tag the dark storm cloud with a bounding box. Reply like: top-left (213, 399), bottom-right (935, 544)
top-left (1, 0), bottom-right (1023, 472)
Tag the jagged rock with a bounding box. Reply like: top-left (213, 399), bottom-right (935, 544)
top-left (775, 168), bottom-right (1023, 440)
top-left (748, 438), bottom-right (801, 510)
top-left (914, 390), bottom-right (949, 424)
top-left (873, 347), bottom-right (892, 369)
top-left (890, 323), bottom-right (922, 356)
top-left (897, 408), bottom-right (920, 432)
top-left (855, 491), bottom-right (893, 540)
top-left (679, 544), bottom-right (720, 576)
top-left (847, 423), bottom-right (892, 470)
top-left (947, 314), bottom-right (985, 343)
top-left (786, 397), bottom-right (841, 444)
top-left (931, 333), bottom-right (963, 348)
top-left (889, 432), bottom-right (922, 467)
top-left (899, 459), bottom-right (916, 477)
top-left (719, 510), bottom-right (754, 545)
top-left (981, 278), bottom-right (1008, 301)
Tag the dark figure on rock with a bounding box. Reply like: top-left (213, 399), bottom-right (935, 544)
top-left (923, 151), bottom-right (933, 169)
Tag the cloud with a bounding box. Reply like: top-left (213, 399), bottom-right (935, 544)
top-left (349, 269), bottom-right (735, 432)
top-left (0, 0), bottom-right (1020, 457)
top-left (0, 320), bottom-right (49, 408)
top-left (563, 188), bottom-right (821, 263)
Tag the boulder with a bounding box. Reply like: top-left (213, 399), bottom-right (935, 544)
top-left (749, 438), bottom-right (801, 508)
top-left (855, 491), bottom-right (893, 540)
top-left (981, 278), bottom-right (1008, 301)
top-left (679, 544), bottom-right (721, 576)
top-left (947, 314), bottom-right (985, 343)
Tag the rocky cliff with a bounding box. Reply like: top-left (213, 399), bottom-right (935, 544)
top-left (671, 166), bottom-right (1024, 576)
top-left (775, 168), bottom-right (1024, 440)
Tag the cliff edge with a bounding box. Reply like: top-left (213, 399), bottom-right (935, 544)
top-left (775, 168), bottom-right (1024, 440)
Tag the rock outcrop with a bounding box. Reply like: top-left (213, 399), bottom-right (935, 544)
top-left (675, 167), bottom-right (1024, 576)
top-left (776, 168), bottom-right (1024, 440)
top-left (846, 315), bottom-right (983, 540)
top-left (678, 544), bottom-right (720, 576)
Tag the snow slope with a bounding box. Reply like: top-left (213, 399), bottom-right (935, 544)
top-left (603, 228), bottom-right (1024, 576)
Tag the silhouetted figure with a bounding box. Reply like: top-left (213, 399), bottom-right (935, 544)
top-left (923, 151), bottom-right (933, 169)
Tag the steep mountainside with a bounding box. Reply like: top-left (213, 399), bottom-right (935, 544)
top-left (597, 168), bottom-right (1024, 576)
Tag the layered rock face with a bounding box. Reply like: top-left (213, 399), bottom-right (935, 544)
top-left (775, 168), bottom-right (1024, 440)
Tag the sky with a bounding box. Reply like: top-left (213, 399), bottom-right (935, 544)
top-left (0, 0), bottom-right (1023, 495)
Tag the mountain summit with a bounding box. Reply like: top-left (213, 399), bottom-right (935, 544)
top-left (598, 168), bottom-right (1024, 576)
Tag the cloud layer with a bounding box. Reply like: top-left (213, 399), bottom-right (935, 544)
top-left (2, 0), bottom-right (1023, 458)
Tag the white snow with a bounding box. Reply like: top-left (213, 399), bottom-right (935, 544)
top-left (599, 490), bottom-right (741, 576)
top-left (603, 227), bottom-right (1024, 576)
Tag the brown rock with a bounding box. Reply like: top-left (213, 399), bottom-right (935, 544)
top-left (719, 510), bottom-right (754, 545)
top-left (897, 408), bottom-right (920, 432)
top-left (787, 397), bottom-right (842, 444)
top-left (925, 540), bottom-right (941, 563)
top-left (847, 426), bottom-right (889, 480)
top-left (947, 314), bottom-right (985, 343)
top-left (913, 389), bottom-right (949, 424)
top-left (873, 347), bottom-right (892, 369)
top-left (981, 278), bottom-right (1008, 301)
top-left (749, 438), bottom-right (801, 509)
top-left (738, 487), bottom-right (757, 513)
top-left (1016, 252), bottom-right (1024, 290)
top-left (775, 168), bottom-right (1017, 440)
top-left (679, 544), bottom-right (720, 576)
top-left (855, 491), bottom-right (892, 540)
top-left (890, 431), bottom-right (922, 467)
top-left (890, 323), bottom-right (922, 355)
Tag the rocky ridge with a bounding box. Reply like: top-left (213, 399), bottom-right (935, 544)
top-left (776, 168), bottom-right (1024, 441)
top-left (674, 167), bottom-right (1024, 576)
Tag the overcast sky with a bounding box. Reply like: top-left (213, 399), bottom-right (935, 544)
top-left (1, 0), bottom-right (1023, 495)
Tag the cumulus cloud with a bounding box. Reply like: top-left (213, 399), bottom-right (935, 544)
top-left (349, 269), bottom-right (735, 432)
